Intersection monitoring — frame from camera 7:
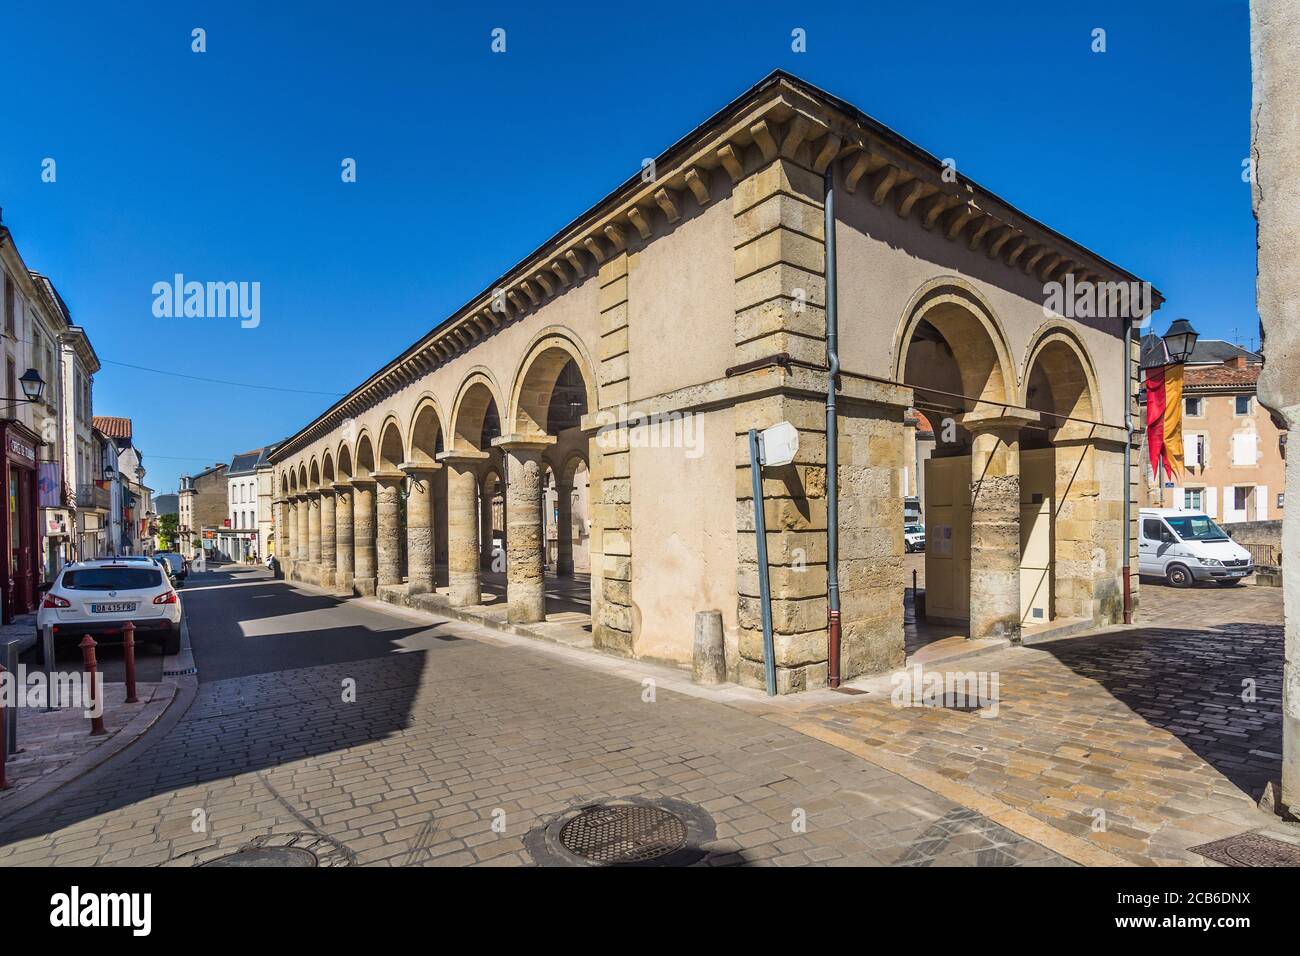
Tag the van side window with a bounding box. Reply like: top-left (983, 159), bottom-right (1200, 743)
top-left (1142, 519), bottom-right (1164, 541)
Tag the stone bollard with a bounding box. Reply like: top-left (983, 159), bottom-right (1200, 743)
top-left (692, 610), bottom-right (727, 685)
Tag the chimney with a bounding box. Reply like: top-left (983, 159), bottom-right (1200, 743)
top-left (1225, 355), bottom-right (1248, 370)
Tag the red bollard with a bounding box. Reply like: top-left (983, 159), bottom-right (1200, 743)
top-left (122, 623), bottom-right (139, 704)
top-left (79, 636), bottom-right (107, 737)
top-left (0, 663), bottom-right (10, 790)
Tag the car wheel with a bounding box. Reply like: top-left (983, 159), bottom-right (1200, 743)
top-left (1166, 563), bottom-right (1194, 588)
top-left (162, 626), bottom-right (181, 656)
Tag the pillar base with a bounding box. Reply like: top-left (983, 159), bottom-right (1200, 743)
top-left (448, 575), bottom-right (481, 607)
top-left (334, 574), bottom-right (354, 596)
top-left (319, 569), bottom-right (335, 589)
top-left (556, 558), bottom-right (575, 577)
top-left (352, 576), bottom-right (376, 597)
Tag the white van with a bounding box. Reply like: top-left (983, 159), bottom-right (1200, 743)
top-left (1138, 508), bottom-right (1254, 587)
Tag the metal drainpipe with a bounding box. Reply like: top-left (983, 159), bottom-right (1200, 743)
top-left (824, 165), bottom-right (842, 687)
top-left (1122, 317), bottom-right (1134, 624)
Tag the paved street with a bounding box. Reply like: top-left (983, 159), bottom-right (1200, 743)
top-left (0, 565), bottom-right (1068, 867)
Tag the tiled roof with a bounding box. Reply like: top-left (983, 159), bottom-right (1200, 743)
top-left (1184, 363), bottom-right (1260, 389)
top-left (228, 441), bottom-right (284, 476)
top-left (92, 416), bottom-right (132, 439)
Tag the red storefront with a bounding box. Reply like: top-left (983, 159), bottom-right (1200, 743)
top-left (0, 421), bottom-right (41, 624)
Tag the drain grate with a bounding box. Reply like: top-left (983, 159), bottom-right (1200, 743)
top-left (1190, 832), bottom-right (1300, 867)
top-left (166, 831), bottom-right (356, 867)
top-left (559, 804), bottom-right (688, 864)
top-left (526, 796), bottom-right (715, 867)
top-left (163, 666), bottom-right (198, 677)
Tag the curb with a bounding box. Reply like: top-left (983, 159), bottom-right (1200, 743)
top-left (0, 614), bottom-right (198, 837)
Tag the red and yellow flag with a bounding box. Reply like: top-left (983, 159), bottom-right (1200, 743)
top-left (1145, 364), bottom-right (1184, 482)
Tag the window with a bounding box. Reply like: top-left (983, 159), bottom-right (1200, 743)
top-left (1166, 514), bottom-right (1230, 541)
top-left (1236, 395), bottom-right (1252, 415)
top-left (1234, 486), bottom-right (1253, 511)
top-left (62, 567), bottom-right (162, 590)
top-left (1185, 396), bottom-right (1202, 417)
top-left (2, 273), bottom-right (13, 337)
top-left (5, 358), bottom-right (14, 408)
top-left (1232, 432), bottom-right (1257, 467)
top-left (1142, 518), bottom-right (1165, 541)
top-left (1185, 434), bottom-right (1206, 468)
top-left (1184, 488), bottom-right (1203, 511)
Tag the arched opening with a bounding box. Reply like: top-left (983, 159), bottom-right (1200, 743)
top-left (409, 402), bottom-right (447, 587)
top-left (506, 341), bottom-right (596, 622)
top-left (1023, 333), bottom-right (1102, 624)
top-left (376, 419), bottom-right (408, 584)
top-left (337, 444), bottom-right (353, 481)
top-left (898, 296), bottom-right (1016, 650)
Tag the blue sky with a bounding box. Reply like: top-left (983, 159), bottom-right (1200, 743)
top-left (0, 0), bottom-right (1254, 494)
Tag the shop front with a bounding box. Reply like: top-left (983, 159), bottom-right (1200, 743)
top-left (1, 421), bottom-right (42, 624)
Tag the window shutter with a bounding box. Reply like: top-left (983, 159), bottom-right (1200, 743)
top-left (1232, 433), bottom-right (1257, 467)
top-left (1205, 487), bottom-right (1217, 517)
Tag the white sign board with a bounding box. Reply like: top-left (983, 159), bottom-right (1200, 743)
top-left (760, 421), bottom-right (799, 468)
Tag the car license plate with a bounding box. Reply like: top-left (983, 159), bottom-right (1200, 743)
top-left (91, 602), bottom-right (136, 613)
top-left (1230, 570), bottom-right (1248, 577)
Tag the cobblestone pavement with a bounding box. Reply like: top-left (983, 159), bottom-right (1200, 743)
top-left (0, 569), bottom-right (1067, 867)
top-left (774, 581), bottom-right (1288, 866)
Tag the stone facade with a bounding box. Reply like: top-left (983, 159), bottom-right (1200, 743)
top-left (269, 71), bottom-right (1154, 693)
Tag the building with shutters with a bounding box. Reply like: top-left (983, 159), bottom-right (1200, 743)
top-left (1141, 341), bottom-right (1285, 522)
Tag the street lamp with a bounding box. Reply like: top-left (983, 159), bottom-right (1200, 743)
top-left (11, 368), bottom-right (45, 404)
top-left (1162, 318), bottom-right (1200, 363)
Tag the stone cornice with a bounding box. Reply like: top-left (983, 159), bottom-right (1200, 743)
top-left (272, 70), bottom-right (1161, 464)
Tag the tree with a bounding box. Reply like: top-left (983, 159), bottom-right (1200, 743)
top-left (158, 513), bottom-right (179, 551)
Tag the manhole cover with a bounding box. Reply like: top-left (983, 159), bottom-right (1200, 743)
top-left (165, 831), bottom-right (356, 867)
top-left (525, 796), bottom-right (715, 867)
top-left (202, 846), bottom-right (319, 867)
top-left (1190, 832), bottom-right (1300, 867)
top-left (559, 804), bottom-right (688, 864)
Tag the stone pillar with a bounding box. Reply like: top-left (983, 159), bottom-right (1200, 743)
top-left (732, 152), bottom-right (833, 693)
top-left (592, 250), bottom-right (633, 655)
top-left (333, 482), bottom-right (354, 593)
top-left (276, 498), bottom-right (292, 574)
top-left (480, 478), bottom-right (496, 569)
top-left (496, 439), bottom-right (552, 624)
top-left (438, 452), bottom-right (488, 606)
top-left (964, 412), bottom-right (1035, 642)
top-left (402, 463), bottom-right (438, 595)
top-left (307, 491), bottom-right (322, 581)
top-left (295, 495), bottom-right (309, 572)
top-left (556, 480), bottom-right (575, 576)
top-left (1250, 0), bottom-right (1300, 813)
top-left (351, 478), bottom-right (377, 595)
top-left (374, 473), bottom-right (404, 588)
top-left (319, 488), bottom-right (336, 589)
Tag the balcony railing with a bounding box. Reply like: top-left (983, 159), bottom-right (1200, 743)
top-left (76, 483), bottom-right (111, 511)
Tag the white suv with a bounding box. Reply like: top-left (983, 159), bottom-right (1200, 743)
top-left (36, 558), bottom-right (183, 660)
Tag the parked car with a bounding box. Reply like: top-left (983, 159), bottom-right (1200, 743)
top-left (154, 551), bottom-right (187, 584)
top-left (35, 557), bottom-right (182, 660)
top-left (904, 524), bottom-right (926, 553)
top-left (1138, 508), bottom-right (1254, 587)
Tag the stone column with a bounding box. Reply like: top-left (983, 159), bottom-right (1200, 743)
top-left (438, 451), bottom-right (488, 606)
top-left (333, 482), bottom-right (354, 593)
top-left (496, 439), bottom-right (553, 625)
top-left (307, 491), bottom-right (322, 581)
top-left (374, 473), bottom-right (404, 589)
top-left (351, 478), bottom-right (377, 595)
top-left (1250, 0), bottom-right (1300, 813)
top-left (295, 495), bottom-right (309, 574)
top-left (319, 487), bottom-right (336, 589)
top-left (556, 480), bottom-right (575, 576)
top-left (964, 411), bottom-right (1036, 642)
top-left (275, 498), bottom-right (291, 574)
top-left (480, 478), bottom-right (496, 569)
top-left (402, 463), bottom-right (438, 595)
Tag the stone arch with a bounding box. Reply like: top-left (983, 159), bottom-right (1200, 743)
top-left (378, 416), bottom-right (405, 472)
top-left (336, 442), bottom-right (354, 480)
top-left (1021, 322), bottom-right (1101, 429)
top-left (322, 450), bottom-right (336, 483)
top-left (449, 368), bottom-right (505, 453)
top-left (892, 278), bottom-right (1017, 409)
top-left (408, 395), bottom-right (447, 463)
top-left (507, 330), bottom-right (598, 439)
top-left (286, 469), bottom-right (297, 494)
top-left (354, 431), bottom-right (376, 477)
top-left (557, 450), bottom-right (589, 487)
top-left (297, 463), bottom-right (309, 490)
top-left (308, 458), bottom-right (321, 489)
